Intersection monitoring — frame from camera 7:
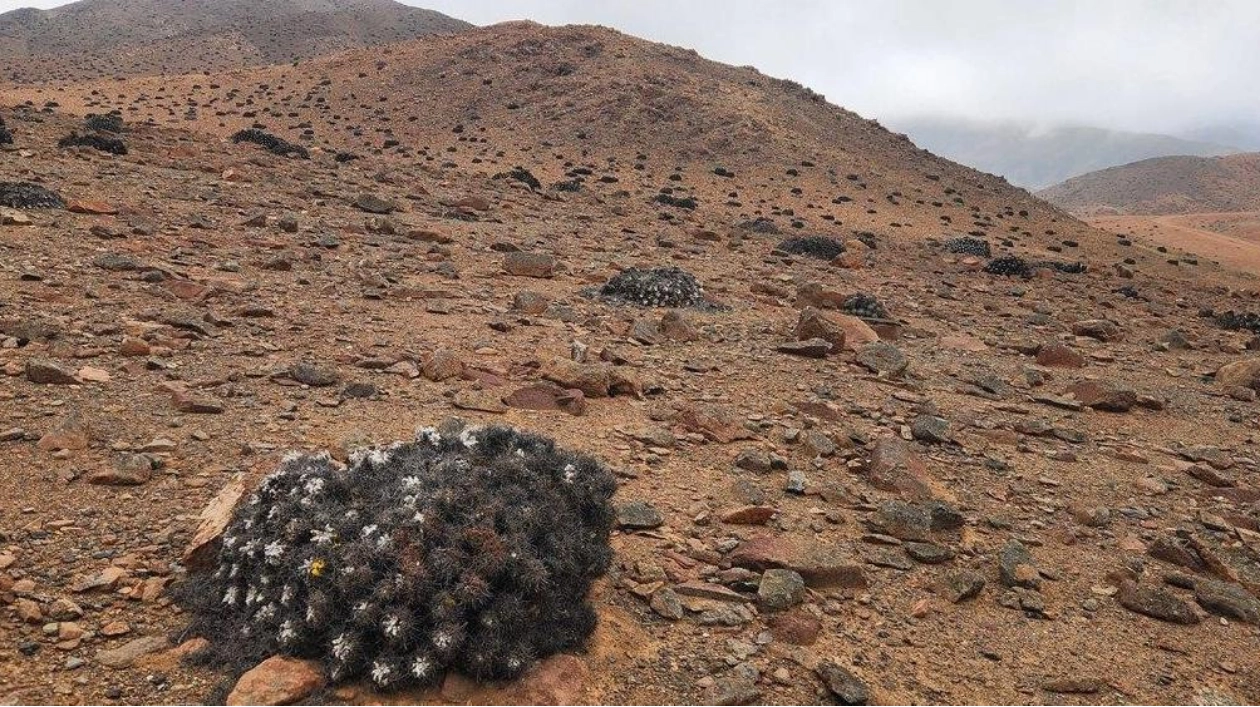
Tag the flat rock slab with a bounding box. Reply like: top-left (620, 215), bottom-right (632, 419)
top-left (96, 635), bottom-right (168, 669)
top-left (729, 536), bottom-right (866, 589)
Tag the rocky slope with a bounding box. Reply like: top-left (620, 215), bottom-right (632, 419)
top-left (1, 20), bottom-right (1259, 707)
top-left (0, 0), bottom-right (471, 84)
top-left (1039, 153), bottom-right (1260, 215)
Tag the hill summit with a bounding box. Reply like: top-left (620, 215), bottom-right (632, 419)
top-left (1038, 152), bottom-right (1260, 215)
top-left (0, 0), bottom-right (471, 84)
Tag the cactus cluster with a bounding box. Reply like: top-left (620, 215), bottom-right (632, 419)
top-left (231, 129), bottom-right (310, 159)
top-left (777, 236), bottom-right (845, 260)
top-left (0, 181), bottom-right (64, 209)
top-left (983, 255), bottom-right (1032, 278)
top-left (1217, 310), bottom-right (1260, 335)
top-left (654, 193), bottom-right (697, 209)
top-left (944, 236), bottom-right (991, 257)
top-left (497, 167), bottom-right (541, 190)
top-left (58, 132), bottom-right (128, 155)
top-left (84, 112), bottom-right (125, 133)
top-left (178, 423), bottom-right (616, 690)
top-left (841, 293), bottom-right (889, 320)
top-left (599, 266), bottom-right (705, 308)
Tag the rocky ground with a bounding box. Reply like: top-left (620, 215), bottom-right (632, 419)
top-left (2, 26), bottom-right (1260, 704)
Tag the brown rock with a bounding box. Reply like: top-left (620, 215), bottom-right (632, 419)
top-left (866, 437), bottom-right (956, 503)
top-left (794, 307), bottom-right (846, 351)
top-left (1065, 380), bottom-right (1138, 412)
top-left (37, 412), bottom-right (93, 452)
top-left (422, 349), bottom-right (465, 382)
top-left (541, 358), bottom-right (611, 397)
top-left (1216, 358), bottom-right (1260, 390)
top-left (227, 656), bottom-right (325, 706)
top-left (451, 195), bottom-right (490, 211)
top-left (1072, 319), bottom-right (1122, 342)
top-left (451, 390), bottom-right (508, 414)
top-left (777, 338), bottom-right (832, 358)
top-left (660, 309), bottom-right (699, 341)
top-left (795, 282), bottom-right (845, 309)
top-left (768, 610), bottom-right (821, 645)
top-left (677, 404), bottom-right (755, 443)
top-left (183, 474), bottom-right (247, 570)
top-left (67, 199), bottom-right (119, 215)
top-left (96, 635), bottom-right (169, 669)
top-left (88, 453), bottom-right (154, 486)
top-left (833, 314), bottom-right (880, 349)
top-left (503, 382), bottom-right (587, 416)
top-left (729, 536), bottom-right (866, 588)
top-left (25, 359), bottom-right (78, 384)
top-left (15, 598), bottom-right (42, 623)
top-left (1116, 581), bottom-right (1200, 624)
top-left (721, 506), bottom-right (776, 525)
top-left (119, 336), bottom-right (151, 357)
top-left (503, 252), bottom-right (557, 278)
top-left (1036, 342), bottom-right (1085, 368)
top-left (511, 290), bottom-right (550, 314)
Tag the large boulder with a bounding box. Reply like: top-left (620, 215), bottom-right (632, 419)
top-left (1217, 358), bottom-right (1260, 390)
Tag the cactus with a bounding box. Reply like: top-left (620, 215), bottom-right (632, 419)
top-left (177, 422), bottom-right (616, 689)
top-left (599, 266), bottom-right (705, 308)
top-left (231, 128), bottom-right (310, 159)
top-left (776, 236), bottom-right (845, 260)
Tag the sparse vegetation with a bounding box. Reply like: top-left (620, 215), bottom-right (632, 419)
top-left (599, 267), bottom-right (705, 307)
top-left (178, 424), bottom-right (615, 689)
top-left (232, 128), bottom-right (310, 159)
top-left (776, 236), bottom-right (845, 260)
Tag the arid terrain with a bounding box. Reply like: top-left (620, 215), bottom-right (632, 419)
top-left (0, 0), bottom-right (470, 84)
top-left (2, 11), bottom-right (1260, 707)
top-left (1039, 153), bottom-right (1260, 216)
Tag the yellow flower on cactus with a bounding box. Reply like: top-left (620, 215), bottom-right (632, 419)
top-left (310, 558), bottom-right (326, 577)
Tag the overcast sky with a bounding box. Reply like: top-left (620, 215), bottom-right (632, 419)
top-left (3, 0), bottom-right (1257, 136)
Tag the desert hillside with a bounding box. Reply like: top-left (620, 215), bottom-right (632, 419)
top-left (0, 0), bottom-right (471, 84)
top-left (1, 18), bottom-right (1260, 707)
top-left (1039, 153), bottom-right (1260, 215)
top-left (4, 21), bottom-right (1082, 246)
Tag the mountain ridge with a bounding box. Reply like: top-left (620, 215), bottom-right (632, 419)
top-left (889, 115), bottom-right (1240, 189)
top-left (0, 0), bottom-right (472, 84)
top-left (1037, 152), bottom-right (1260, 214)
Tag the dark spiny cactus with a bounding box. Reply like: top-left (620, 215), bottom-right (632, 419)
top-left (0, 116), bottom-right (12, 146)
top-left (841, 293), bottom-right (889, 320)
top-left (944, 236), bottom-right (990, 257)
top-left (176, 423), bottom-right (616, 690)
top-left (599, 266), bottom-right (705, 308)
top-left (58, 132), bottom-right (128, 155)
top-left (84, 112), bottom-right (125, 133)
top-left (231, 129), bottom-right (310, 159)
top-left (1217, 310), bottom-right (1260, 335)
top-left (497, 167), bottom-right (540, 190)
top-left (983, 255), bottom-right (1032, 278)
top-left (776, 236), bottom-right (845, 260)
top-left (0, 181), bottom-right (64, 209)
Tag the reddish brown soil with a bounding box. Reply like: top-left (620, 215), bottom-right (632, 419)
top-left (0, 20), bottom-right (1258, 707)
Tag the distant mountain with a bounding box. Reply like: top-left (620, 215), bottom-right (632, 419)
top-left (0, 0), bottom-right (472, 84)
top-left (1037, 152), bottom-right (1260, 215)
top-left (887, 116), bottom-right (1241, 189)
top-left (1178, 121), bottom-right (1260, 152)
